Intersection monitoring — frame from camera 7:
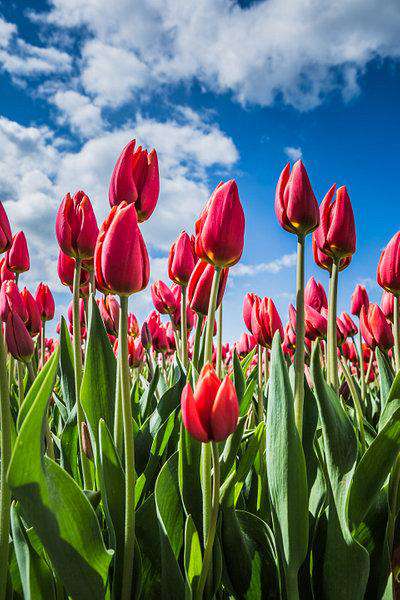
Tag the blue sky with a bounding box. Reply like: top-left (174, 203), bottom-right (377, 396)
top-left (0, 0), bottom-right (400, 341)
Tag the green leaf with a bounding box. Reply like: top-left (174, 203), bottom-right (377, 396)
top-left (379, 368), bottom-right (400, 431)
top-left (8, 347), bottom-right (112, 600)
top-left (149, 359), bottom-right (185, 436)
top-left (266, 333), bottom-right (308, 591)
top-left (136, 494), bottom-right (162, 597)
top-left (311, 343), bottom-right (369, 600)
top-left (376, 347), bottom-right (394, 411)
top-left (58, 316), bottom-right (76, 412)
top-left (81, 296), bottom-right (116, 446)
top-left (232, 349), bottom-right (246, 403)
top-left (183, 515), bottom-right (202, 591)
top-left (178, 424), bottom-right (203, 537)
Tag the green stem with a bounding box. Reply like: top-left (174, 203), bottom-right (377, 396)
top-left (358, 328), bottom-right (366, 401)
top-left (73, 258), bottom-right (92, 489)
top-left (114, 359), bottom-right (123, 458)
top-left (40, 319), bottom-right (45, 368)
top-left (193, 315), bottom-right (204, 372)
top-left (394, 296), bottom-right (400, 373)
top-left (0, 326), bottom-right (10, 600)
top-left (257, 345), bottom-right (264, 423)
top-left (264, 347), bottom-right (269, 383)
top-left (294, 234), bottom-right (305, 436)
top-left (27, 360), bottom-right (35, 385)
top-left (387, 453), bottom-right (400, 558)
top-left (119, 296), bottom-right (136, 600)
top-left (327, 259), bottom-right (340, 393)
top-left (180, 285), bottom-right (188, 369)
top-left (341, 357), bottom-right (366, 454)
top-left (365, 352), bottom-right (373, 387)
top-left (17, 361), bottom-right (24, 406)
top-left (216, 303), bottom-right (223, 378)
top-left (285, 569), bottom-right (300, 600)
top-left (196, 441), bottom-right (220, 600)
top-left (89, 270), bottom-right (96, 297)
top-left (204, 267), bottom-right (221, 366)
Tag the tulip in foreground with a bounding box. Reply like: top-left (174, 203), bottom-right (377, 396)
top-left (350, 284), bottom-right (369, 317)
top-left (360, 304), bottom-right (394, 351)
top-left (5, 312), bottom-right (34, 362)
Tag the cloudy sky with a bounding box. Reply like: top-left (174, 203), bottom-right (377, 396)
top-left (1, 0), bottom-right (400, 341)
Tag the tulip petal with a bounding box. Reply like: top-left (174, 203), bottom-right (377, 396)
top-left (181, 383), bottom-right (209, 442)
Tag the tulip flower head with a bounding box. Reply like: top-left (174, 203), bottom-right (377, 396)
top-left (0, 201), bottom-right (12, 254)
top-left (381, 291), bottom-right (394, 321)
top-left (312, 236), bottom-right (352, 272)
top-left (377, 231), bottom-right (400, 295)
top-left (55, 191), bottom-right (99, 259)
top-left (181, 363), bottom-right (239, 442)
top-left (5, 312), bottom-right (34, 362)
top-left (360, 304), bottom-right (394, 351)
top-left (0, 257), bottom-right (15, 285)
top-left (109, 139), bottom-right (159, 222)
top-left (57, 250), bottom-right (90, 289)
top-left (274, 160), bottom-right (319, 236)
top-left (35, 283), bottom-right (55, 322)
top-left (251, 297), bottom-right (284, 348)
top-left (188, 261), bottom-right (228, 316)
top-left (6, 231), bottom-right (29, 274)
top-left (243, 292), bottom-right (261, 333)
top-left (20, 287), bottom-right (41, 337)
top-left (350, 284), bottom-right (369, 317)
top-left (151, 280), bottom-right (178, 315)
top-left (168, 230), bottom-right (197, 286)
top-left (304, 276), bottom-right (327, 312)
top-left (313, 184), bottom-right (356, 260)
top-left (98, 296), bottom-right (120, 336)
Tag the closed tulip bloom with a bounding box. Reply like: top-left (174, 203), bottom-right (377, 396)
top-left (127, 312), bottom-right (139, 337)
top-left (339, 312), bottom-right (358, 338)
top-left (0, 202), bottom-right (12, 254)
top-left (95, 202), bottom-right (150, 296)
top-left (57, 250), bottom-right (90, 288)
top-left (98, 296), bottom-right (120, 336)
top-left (141, 322), bottom-right (152, 349)
top-left (151, 280), bottom-right (178, 315)
top-left (195, 180), bottom-right (245, 268)
top-left (0, 280), bottom-right (27, 322)
top-left (304, 276), bottom-right (327, 311)
top-left (283, 322), bottom-right (296, 353)
top-left (381, 291), bottom-right (394, 321)
top-left (313, 184), bottom-right (356, 260)
top-left (7, 231), bottom-right (29, 274)
top-left (0, 257), bottom-right (15, 284)
top-left (152, 322), bottom-right (168, 353)
top-left (168, 230), bottom-right (197, 286)
top-left (243, 292), bottom-right (261, 333)
top-left (290, 303), bottom-right (327, 341)
top-left (360, 304), bottom-right (394, 351)
top-left (5, 312), bottom-right (34, 362)
top-left (274, 160), bottom-right (319, 235)
top-left (188, 260), bottom-right (229, 316)
top-left (251, 297), bottom-right (284, 348)
top-left (20, 287), bottom-right (41, 336)
top-left (350, 284), bottom-right (369, 317)
top-left (109, 139), bottom-right (159, 222)
top-left (312, 235), bottom-right (352, 272)
top-left (235, 332), bottom-right (256, 357)
top-left (377, 231), bottom-right (400, 295)
top-left (56, 191), bottom-right (99, 259)
top-left (35, 283), bottom-right (55, 321)
top-left (181, 363), bottom-right (239, 442)
top-left (342, 340), bottom-right (358, 363)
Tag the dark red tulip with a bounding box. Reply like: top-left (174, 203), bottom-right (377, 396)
top-left (0, 280), bottom-right (27, 322)
top-left (141, 322), bottom-right (152, 349)
top-left (235, 332), bottom-right (256, 357)
top-left (338, 312), bottom-right (358, 338)
top-left (95, 202), bottom-right (150, 296)
top-left (187, 261), bottom-right (228, 316)
top-left (195, 180), bottom-right (245, 268)
top-left (57, 250), bottom-right (90, 288)
top-left (381, 291), bottom-right (394, 322)
top-left (350, 284), bottom-right (369, 317)
top-left (5, 312), bottom-right (34, 362)
top-left (98, 295), bottom-right (120, 336)
top-left (377, 231), bottom-right (400, 295)
top-left (35, 283), bottom-right (55, 322)
top-left (251, 297), bottom-right (284, 348)
top-left (109, 139), bottom-right (159, 222)
top-left (360, 304), bottom-right (393, 351)
top-left (304, 276), bottom-right (327, 311)
top-left (0, 202), bottom-right (12, 254)
top-left (0, 257), bottom-right (15, 284)
top-left (20, 287), bottom-right (41, 336)
top-left (290, 303), bottom-right (327, 341)
top-left (6, 231), bottom-right (29, 274)
top-left (243, 292), bottom-right (260, 333)
top-left (56, 191), bottom-right (99, 259)
top-left (274, 160), bottom-right (319, 236)
top-left (151, 322), bottom-right (168, 353)
top-left (313, 184), bottom-right (356, 260)
top-left (181, 363), bottom-right (239, 442)
top-left (168, 230), bottom-right (197, 286)
top-left (151, 280), bottom-right (178, 315)
top-left (127, 312), bottom-right (139, 337)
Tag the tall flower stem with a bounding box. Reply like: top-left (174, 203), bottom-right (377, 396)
top-left (193, 315), bottom-right (204, 371)
top-left (114, 361), bottom-right (123, 457)
top-left (394, 296), bottom-right (400, 373)
top-left (340, 357), bottom-right (366, 453)
top-left (196, 441), bottom-right (220, 600)
top-left (365, 352), bottom-right (373, 387)
top-left (204, 267), bottom-right (221, 365)
top-left (89, 269), bottom-right (96, 297)
top-left (0, 326), bottom-right (10, 600)
top-left (40, 319), bottom-right (46, 368)
top-left (294, 234), bottom-right (305, 436)
top-left (358, 328), bottom-right (366, 401)
top-left (327, 259), bottom-right (340, 393)
top-left (73, 258), bottom-right (92, 489)
top-left (119, 295), bottom-right (136, 600)
top-left (180, 285), bottom-right (188, 369)
top-left (216, 303), bottom-right (223, 378)
top-left (17, 361), bottom-right (24, 406)
top-left (257, 345), bottom-right (264, 423)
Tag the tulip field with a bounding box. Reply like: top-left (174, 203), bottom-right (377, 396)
top-left (0, 141), bottom-right (400, 600)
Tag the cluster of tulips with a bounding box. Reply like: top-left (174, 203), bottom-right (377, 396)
top-left (0, 138), bottom-right (399, 600)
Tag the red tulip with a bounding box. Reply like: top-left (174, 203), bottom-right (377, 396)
top-left (360, 304), bottom-right (393, 351)
top-left (56, 191), bottom-right (99, 259)
top-left (127, 312), bottom-right (139, 337)
top-left (141, 322), bottom-right (152, 349)
top-left (283, 322), bottom-right (296, 354)
top-left (114, 335), bottom-right (144, 367)
top-left (0, 202), bottom-right (12, 254)
top-left (381, 291), bottom-right (394, 322)
top-left (5, 312), bottom-right (34, 362)
top-left (290, 303), bottom-right (327, 341)
top-left (152, 322), bottom-right (168, 353)
top-left (57, 250), bottom-right (90, 288)
top-left (235, 332), bottom-right (256, 357)
top-left (20, 287), bottom-right (41, 336)
top-left (243, 292), bottom-right (260, 333)
top-left (98, 296), bottom-right (120, 336)
top-left (109, 139), bottom-right (159, 222)
top-left (274, 160), bottom-right (319, 236)
top-left (338, 312), bottom-right (358, 338)
top-left (350, 284), bottom-right (369, 317)
top-left (188, 261), bottom-right (228, 316)
top-left (195, 180), bottom-right (245, 268)
top-left (342, 340), bottom-right (358, 363)
top-left (0, 257), bottom-right (15, 284)
top-left (304, 276), bottom-right (327, 311)
top-left (35, 283), bottom-right (55, 322)
top-left (151, 280), bottom-right (178, 315)
top-left (6, 231), bottom-right (29, 274)
top-left (94, 202), bottom-right (149, 296)
top-left (0, 280), bottom-right (27, 322)
top-left (377, 231), bottom-right (400, 295)
top-left (312, 236), bottom-right (351, 272)
top-left (251, 297), bottom-right (284, 348)
top-left (313, 184), bottom-right (356, 260)
top-left (168, 230), bottom-right (197, 286)
top-left (181, 363), bottom-right (239, 442)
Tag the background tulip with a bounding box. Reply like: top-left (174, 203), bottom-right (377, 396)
top-left (360, 303), bottom-right (394, 351)
top-left (20, 287), bottom-right (41, 337)
top-left (0, 280), bottom-right (27, 323)
top-left (58, 250), bottom-right (90, 288)
top-left (381, 291), bottom-right (394, 321)
top-left (304, 276), bottom-right (327, 311)
top-left (6, 231), bottom-right (29, 274)
top-left (151, 280), bottom-right (178, 315)
top-left (350, 284), bottom-right (369, 317)
top-left (377, 231), bottom-right (400, 295)
top-left (55, 191), bottom-right (99, 259)
top-left (35, 283), bottom-right (55, 321)
top-left (168, 230), bottom-right (196, 286)
top-left (188, 261), bottom-right (228, 316)
top-left (251, 297), bottom-right (284, 348)
top-left (0, 202), bottom-right (12, 254)
top-left (5, 312), bottom-right (34, 362)
top-left (313, 184), bottom-right (356, 260)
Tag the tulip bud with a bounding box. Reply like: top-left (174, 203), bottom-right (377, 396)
top-left (339, 312), bottom-right (358, 338)
top-left (312, 235), bottom-right (351, 272)
top-left (377, 231), bottom-right (400, 295)
top-left (188, 261), bottom-right (229, 316)
top-left (313, 184), bottom-right (356, 260)
top-left (56, 191), bottom-right (99, 259)
top-left (350, 284), bottom-right (369, 317)
top-left (0, 202), bottom-right (12, 254)
top-left (0, 257), bottom-right (15, 285)
top-left (243, 292), bottom-right (260, 333)
top-left (304, 276), bottom-right (327, 311)
top-left (127, 312), bottom-right (139, 337)
top-left (381, 291), bottom-right (394, 322)
top-left (98, 295), bottom-right (120, 336)
top-left (58, 250), bottom-right (90, 288)
top-left (95, 202), bottom-right (150, 296)
top-left (141, 322), bottom-right (152, 349)
top-left (290, 303), bottom-right (327, 341)
top-left (0, 280), bottom-right (27, 322)
top-left (6, 231), bottom-right (29, 274)
top-left (195, 180), bottom-right (245, 268)
top-left (5, 312), bottom-right (34, 362)
top-left (35, 283), bottom-right (55, 322)
top-left (180, 363), bottom-right (239, 442)
top-left (274, 160), bottom-right (319, 236)
top-left (168, 230), bottom-right (197, 286)
top-left (20, 287), bottom-right (41, 336)
top-left (251, 297), bottom-right (284, 348)
top-left (109, 139), bottom-right (159, 222)
top-left (235, 332), bottom-right (256, 357)
top-left (360, 304), bottom-right (393, 351)
top-left (151, 280), bottom-right (178, 315)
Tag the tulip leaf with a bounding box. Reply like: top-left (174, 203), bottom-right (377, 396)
top-left (379, 368), bottom-right (400, 431)
top-left (59, 406), bottom-right (80, 483)
top-left (183, 515), bottom-right (202, 591)
top-left (149, 359), bottom-right (185, 436)
top-left (266, 333), bottom-right (308, 593)
top-left (233, 349), bottom-right (246, 402)
top-left (59, 316), bottom-right (76, 413)
top-left (311, 343), bottom-right (369, 600)
top-left (376, 347), bottom-right (394, 410)
top-left (81, 296), bottom-right (116, 446)
top-left (178, 424), bottom-right (203, 537)
top-left (8, 347), bottom-right (113, 599)
top-left (136, 493), bottom-right (162, 596)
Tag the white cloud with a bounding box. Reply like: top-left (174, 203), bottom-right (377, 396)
top-left (232, 253), bottom-right (297, 277)
top-left (284, 146), bottom-right (302, 161)
top-left (52, 90), bottom-right (104, 137)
